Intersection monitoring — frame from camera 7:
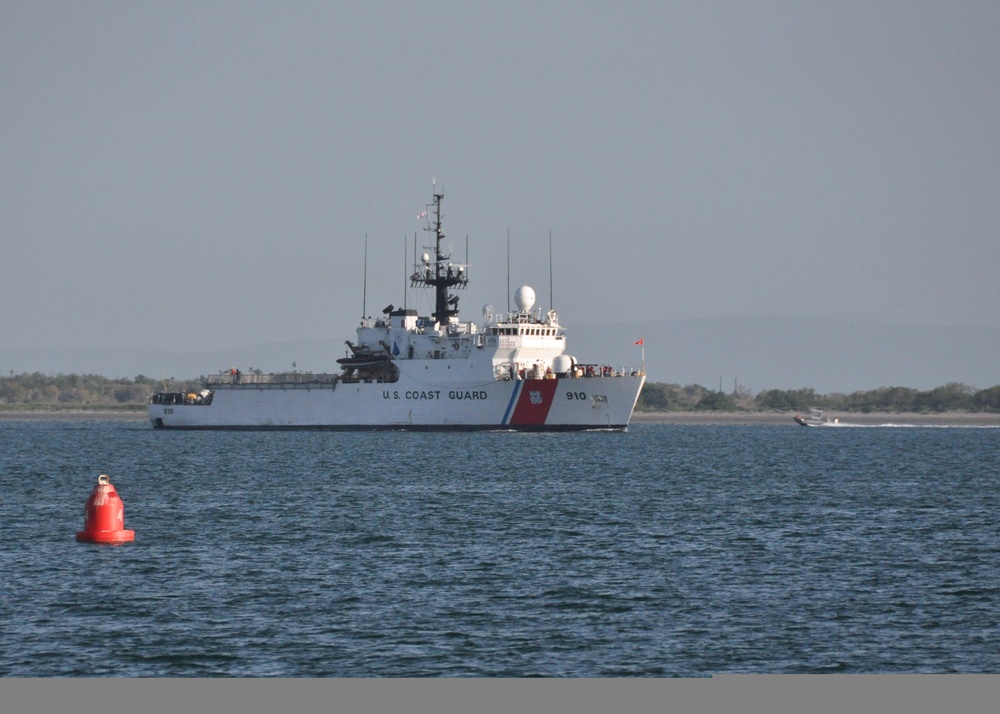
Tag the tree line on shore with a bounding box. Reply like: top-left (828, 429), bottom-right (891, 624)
top-left (1, 371), bottom-right (999, 412)
top-left (637, 381), bottom-right (1000, 413)
top-left (0, 372), bottom-right (198, 408)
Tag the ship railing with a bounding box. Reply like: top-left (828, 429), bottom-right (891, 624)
top-left (568, 365), bottom-right (645, 378)
top-left (485, 311), bottom-right (546, 327)
top-left (493, 364), bottom-right (645, 381)
top-left (205, 372), bottom-right (341, 386)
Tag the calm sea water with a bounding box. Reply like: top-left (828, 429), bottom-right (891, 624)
top-left (1, 420), bottom-right (999, 677)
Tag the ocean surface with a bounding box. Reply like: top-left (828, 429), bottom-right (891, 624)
top-left (2, 420), bottom-right (999, 677)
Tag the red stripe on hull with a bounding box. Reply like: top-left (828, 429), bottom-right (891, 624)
top-left (508, 379), bottom-right (559, 426)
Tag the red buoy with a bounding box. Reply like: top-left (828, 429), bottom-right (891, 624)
top-left (76, 474), bottom-right (135, 543)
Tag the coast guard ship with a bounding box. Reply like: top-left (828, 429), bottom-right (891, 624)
top-left (148, 191), bottom-right (645, 430)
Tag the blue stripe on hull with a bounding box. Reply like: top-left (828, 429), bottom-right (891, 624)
top-left (501, 381), bottom-right (523, 425)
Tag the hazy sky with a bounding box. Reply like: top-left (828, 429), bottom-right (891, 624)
top-left (3, 2), bottom-right (999, 387)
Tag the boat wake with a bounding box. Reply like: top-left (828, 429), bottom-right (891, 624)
top-left (796, 408), bottom-right (999, 429)
top-left (820, 423), bottom-right (1000, 429)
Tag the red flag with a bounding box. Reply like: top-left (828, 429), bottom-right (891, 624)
top-left (634, 338), bottom-right (643, 345)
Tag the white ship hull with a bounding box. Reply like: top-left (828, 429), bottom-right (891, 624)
top-left (149, 372), bottom-right (644, 430)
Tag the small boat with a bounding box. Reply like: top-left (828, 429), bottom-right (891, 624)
top-left (794, 409), bottom-right (840, 427)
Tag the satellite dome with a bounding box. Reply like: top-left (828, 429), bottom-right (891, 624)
top-left (514, 285), bottom-right (535, 313)
top-left (552, 355), bottom-right (574, 375)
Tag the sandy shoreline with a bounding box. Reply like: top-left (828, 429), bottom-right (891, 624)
top-left (1, 409), bottom-right (999, 426)
top-left (0, 410), bottom-right (149, 421)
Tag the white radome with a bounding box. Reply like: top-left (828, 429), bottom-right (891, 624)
top-left (514, 285), bottom-right (536, 313)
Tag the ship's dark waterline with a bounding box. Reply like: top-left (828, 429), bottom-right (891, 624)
top-left (2, 420), bottom-right (999, 676)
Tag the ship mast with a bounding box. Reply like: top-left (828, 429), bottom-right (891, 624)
top-left (411, 192), bottom-right (468, 325)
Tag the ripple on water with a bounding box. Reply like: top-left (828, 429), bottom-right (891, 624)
top-left (1, 422), bottom-right (1000, 675)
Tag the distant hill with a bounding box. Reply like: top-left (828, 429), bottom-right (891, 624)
top-left (2, 317), bottom-right (998, 393)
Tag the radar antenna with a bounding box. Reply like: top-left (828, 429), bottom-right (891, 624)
top-left (410, 191), bottom-right (468, 325)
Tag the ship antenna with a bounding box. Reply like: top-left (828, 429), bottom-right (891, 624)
top-left (549, 229), bottom-right (553, 311)
top-left (506, 228), bottom-right (510, 315)
top-left (410, 190), bottom-right (467, 325)
top-left (402, 234), bottom-right (407, 311)
top-left (362, 233), bottom-right (368, 322)
top-left (433, 191), bottom-right (444, 322)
